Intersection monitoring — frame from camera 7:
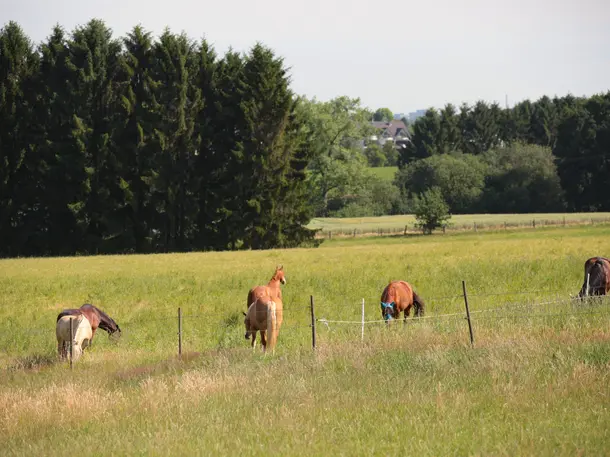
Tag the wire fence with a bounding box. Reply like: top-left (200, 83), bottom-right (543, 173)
top-left (316, 216), bottom-right (610, 239)
top-left (2, 281), bottom-right (609, 367)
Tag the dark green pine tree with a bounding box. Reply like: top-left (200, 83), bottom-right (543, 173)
top-left (554, 93), bottom-right (610, 211)
top-left (114, 25), bottom-right (160, 252)
top-left (437, 103), bottom-right (461, 154)
top-left (510, 100), bottom-right (534, 143)
top-left (460, 101), bottom-right (502, 154)
top-left (62, 19), bottom-right (123, 253)
top-left (530, 95), bottom-right (558, 148)
top-left (237, 43), bottom-right (316, 249)
top-left (27, 25), bottom-right (77, 255)
top-left (0, 21), bottom-right (39, 256)
top-left (191, 38), bottom-right (229, 250)
top-left (200, 49), bottom-right (247, 250)
top-left (150, 30), bottom-right (202, 251)
top-left (398, 108), bottom-right (440, 167)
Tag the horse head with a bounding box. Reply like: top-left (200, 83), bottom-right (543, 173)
top-left (109, 324), bottom-right (122, 341)
top-left (274, 265), bottom-right (286, 285)
top-left (243, 310), bottom-right (252, 340)
top-left (380, 301), bottom-right (396, 322)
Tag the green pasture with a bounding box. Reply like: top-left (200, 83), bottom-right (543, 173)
top-left (308, 212), bottom-right (610, 234)
top-left (369, 165), bottom-right (398, 181)
top-left (1, 225), bottom-right (610, 455)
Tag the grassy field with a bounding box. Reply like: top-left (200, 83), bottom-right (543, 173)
top-left (369, 165), bottom-right (398, 182)
top-left (308, 212), bottom-right (610, 235)
top-left (1, 225), bottom-right (610, 455)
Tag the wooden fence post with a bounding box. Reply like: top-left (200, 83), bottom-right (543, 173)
top-left (462, 281), bottom-right (474, 346)
top-left (178, 307), bottom-right (182, 358)
top-left (361, 298), bottom-right (365, 342)
top-left (586, 273), bottom-right (590, 297)
top-left (69, 317), bottom-right (73, 369)
top-left (310, 295), bottom-right (317, 350)
top-left (404, 225), bottom-right (408, 236)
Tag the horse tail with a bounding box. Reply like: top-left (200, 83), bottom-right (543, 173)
top-left (413, 291), bottom-right (425, 317)
top-left (266, 301), bottom-right (278, 352)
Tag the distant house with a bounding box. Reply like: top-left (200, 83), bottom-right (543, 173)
top-left (369, 120), bottom-right (411, 149)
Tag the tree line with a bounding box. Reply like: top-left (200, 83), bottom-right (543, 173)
top-left (0, 20), bottom-right (319, 257)
top-left (395, 94), bottom-right (610, 215)
top-left (2, 19), bottom-right (609, 255)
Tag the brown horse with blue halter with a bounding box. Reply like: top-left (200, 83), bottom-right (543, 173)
top-left (380, 280), bottom-right (425, 323)
top-left (56, 304), bottom-right (121, 343)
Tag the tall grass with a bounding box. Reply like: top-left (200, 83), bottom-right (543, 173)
top-left (1, 225), bottom-right (609, 455)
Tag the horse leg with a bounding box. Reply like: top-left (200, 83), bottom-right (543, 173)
top-left (261, 331), bottom-right (267, 352)
top-left (404, 305), bottom-right (412, 323)
top-left (251, 331), bottom-right (257, 351)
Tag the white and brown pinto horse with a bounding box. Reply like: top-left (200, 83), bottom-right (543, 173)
top-left (56, 314), bottom-right (93, 361)
top-left (578, 256), bottom-right (610, 298)
top-left (56, 304), bottom-right (121, 344)
top-left (380, 280), bottom-right (425, 323)
top-left (243, 294), bottom-right (283, 353)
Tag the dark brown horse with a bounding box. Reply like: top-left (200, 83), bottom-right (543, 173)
top-left (578, 257), bottom-right (610, 297)
top-left (246, 265), bottom-right (286, 313)
top-left (56, 304), bottom-right (121, 343)
top-left (380, 280), bottom-right (425, 323)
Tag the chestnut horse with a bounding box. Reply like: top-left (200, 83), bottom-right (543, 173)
top-left (56, 304), bottom-right (121, 343)
top-left (243, 294), bottom-right (283, 353)
top-left (578, 257), bottom-right (610, 297)
top-left (380, 280), bottom-right (425, 323)
top-left (246, 265), bottom-right (286, 312)
top-left (56, 314), bottom-right (93, 361)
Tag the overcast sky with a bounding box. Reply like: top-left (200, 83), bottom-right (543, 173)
top-left (3, 0), bottom-right (609, 114)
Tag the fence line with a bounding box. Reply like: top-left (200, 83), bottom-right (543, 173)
top-left (3, 286), bottom-right (610, 361)
top-left (317, 216), bottom-right (610, 239)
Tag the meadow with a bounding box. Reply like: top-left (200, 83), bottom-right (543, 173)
top-left (369, 165), bottom-right (398, 182)
top-left (308, 212), bottom-right (610, 236)
top-left (1, 225), bottom-right (609, 455)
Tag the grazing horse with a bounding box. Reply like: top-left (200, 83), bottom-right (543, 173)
top-left (380, 280), bottom-right (425, 323)
top-left (246, 265), bottom-right (286, 314)
top-left (56, 314), bottom-right (93, 361)
top-left (578, 257), bottom-right (610, 297)
top-left (56, 304), bottom-right (121, 343)
top-left (243, 294), bottom-right (283, 353)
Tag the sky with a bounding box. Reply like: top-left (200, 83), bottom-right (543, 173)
top-left (2, 0), bottom-right (610, 114)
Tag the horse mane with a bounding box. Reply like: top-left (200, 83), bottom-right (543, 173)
top-left (81, 304), bottom-right (120, 332)
top-left (380, 282), bottom-right (397, 303)
top-left (271, 265), bottom-right (284, 281)
top-left (412, 291), bottom-right (426, 316)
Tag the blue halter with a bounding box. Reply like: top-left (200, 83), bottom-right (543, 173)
top-left (381, 301), bottom-right (395, 320)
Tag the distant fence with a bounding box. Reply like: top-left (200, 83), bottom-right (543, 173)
top-left (3, 280), bottom-right (610, 368)
top-left (316, 216), bottom-right (610, 239)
